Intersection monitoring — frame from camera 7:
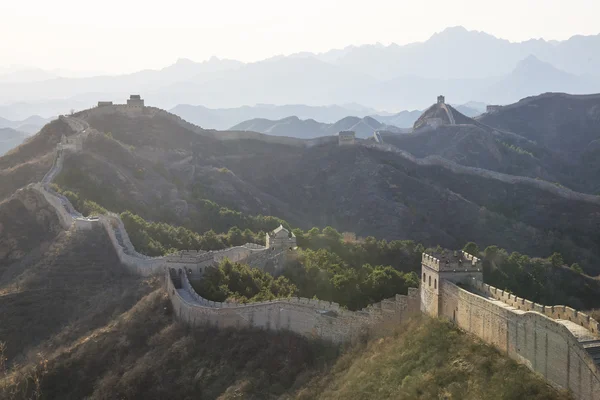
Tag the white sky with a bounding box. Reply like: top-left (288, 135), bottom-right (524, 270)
top-left (1, 0), bottom-right (598, 74)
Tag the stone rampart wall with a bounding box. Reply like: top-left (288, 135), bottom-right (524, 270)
top-left (472, 280), bottom-right (600, 335)
top-left (34, 113), bottom-right (423, 344)
top-left (440, 280), bottom-right (600, 399)
top-left (99, 214), bottom-right (165, 276)
top-left (33, 184), bottom-right (72, 229)
top-left (168, 268), bottom-right (421, 343)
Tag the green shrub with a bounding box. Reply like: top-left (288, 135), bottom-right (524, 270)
top-left (194, 258), bottom-right (298, 303)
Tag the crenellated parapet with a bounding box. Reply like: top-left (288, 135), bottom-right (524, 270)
top-left (472, 279), bottom-right (600, 336)
top-left (422, 250), bottom-right (481, 272)
top-left (438, 279), bottom-right (600, 399)
top-left (168, 268), bottom-right (421, 343)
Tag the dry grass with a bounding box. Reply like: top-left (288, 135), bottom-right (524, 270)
top-left (0, 289), bottom-right (336, 400)
top-left (291, 317), bottom-right (572, 400)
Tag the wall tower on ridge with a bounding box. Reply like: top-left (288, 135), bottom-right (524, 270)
top-left (338, 131), bottom-right (356, 146)
top-left (420, 250), bottom-right (482, 317)
top-left (127, 94), bottom-right (144, 108)
top-left (266, 225), bottom-right (297, 251)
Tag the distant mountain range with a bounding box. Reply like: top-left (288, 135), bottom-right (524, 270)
top-left (170, 102), bottom-right (485, 131)
top-left (5, 92), bottom-right (600, 273)
top-left (230, 116), bottom-right (407, 138)
top-left (1, 27), bottom-right (600, 117)
top-left (0, 127), bottom-right (29, 155)
top-left (170, 103), bottom-right (382, 130)
top-left (0, 115), bottom-right (52, 134)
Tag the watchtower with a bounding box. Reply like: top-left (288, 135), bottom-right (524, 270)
top-left (266, 225), bottom-right (297, 251)
top-left (437, 95), bottom-right (445, 104)
top-left (421, 250), bottom-right (482, 317)
top-left (127, 94), bottom-right (144, 108)
top-left (338, 131), bottom-right (356, 146)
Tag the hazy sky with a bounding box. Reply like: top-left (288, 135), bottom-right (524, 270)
top-left (1, 0), bottom-right (598, 74)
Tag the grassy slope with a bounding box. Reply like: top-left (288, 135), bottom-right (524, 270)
top-left (1, 304), bottom-right (571, 400)
top-left (0, 289), bottom-right (336, 400)
top-left (292, 318), bottom-right (571, 400)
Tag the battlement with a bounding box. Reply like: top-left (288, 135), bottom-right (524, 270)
top-left (168, 268), bottom-right (421, 343)
top-left (471, 280), bottom-right (600, 336)
top-left (422, 250), bottom-right (481, 272)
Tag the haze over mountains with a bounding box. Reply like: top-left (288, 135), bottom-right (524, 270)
top-left (0, 128), bottom-right (29, 156)
top-left (2, 26), bottom-right (600, 120)
top-left (231, 116), bottom-right (406, 139)
top-left (170, 102), bottom-right (485, 131)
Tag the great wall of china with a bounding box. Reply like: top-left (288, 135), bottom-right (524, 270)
top-left (22, 110), bottom-right (421, 344)
top-left (421, 251), bottom-right (600, 400)
top-left (13, 102), bottom-right (600, 398)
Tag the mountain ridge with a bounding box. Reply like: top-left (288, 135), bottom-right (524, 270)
top-left (230, 115), bottom-right (405, 138)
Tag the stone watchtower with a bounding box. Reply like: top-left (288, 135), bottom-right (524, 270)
top-left (127, 94), bottom-right (144, 107)
top-left (266, 225), bottom-right (297, 251)
top-left (420, 250), bottom-right (482, 317)
top-left (338, 131), bottom-right (356, 146)
top-left (437, 95), bottom-right (445, 104)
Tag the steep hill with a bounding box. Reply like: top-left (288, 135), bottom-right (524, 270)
top-left (0, 104), bottom-right (587, 400)
top-left (294, 318), bottom-right (569, 400)
top-left (478, 92), bottom-right (600, 193)
top-left (0, 302), bottom-right (568, 400)
top-left (0, 117), bottom-right (75, 201)
top-left (231, 115), bottom-right (403, 138)
top-left (375, 96), bottom-right (600, 194)
top-left (478, 93), bottom-right (600, 157)
top-left (4, 106), bottom-right (592, 273)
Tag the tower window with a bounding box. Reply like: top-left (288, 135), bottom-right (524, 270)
top-left (423, 273), bottom-right (426, 281)
top-left (434, 279), bottom-right (437, 289)
top-left (429, 276), bottom-right (431, 287)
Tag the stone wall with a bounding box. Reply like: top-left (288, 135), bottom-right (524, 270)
top-left (98, 213), bottom-right (165, 276)
top-left (168, 268), bottom-right (421, 343)
top-left (439, 280), bottom-right (600, 399)
top-left (32, 120), bottom-right (422, 344)
top-left (472, 281), bottom-right (600, 335)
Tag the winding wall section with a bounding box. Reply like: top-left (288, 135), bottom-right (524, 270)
top-left (25, 113), bottom-right (421, 343)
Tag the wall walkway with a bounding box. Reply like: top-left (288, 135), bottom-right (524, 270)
top-left (440, 279), bottom-right (600, 400)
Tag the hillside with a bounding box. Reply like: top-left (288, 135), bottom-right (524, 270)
top-left (0, 103), bottom-right (589, 399)
top-left (478, 92), bottom-right (600, 193)
top-left (0, 298), bottom-right (568, 400)
top-left (375, 95), bottom-right (600, 194)
top-left (0, 189), bottom-right (570, 399)
top-left (230, 115), bottom-right (403, 139)
top-left (478, 93), bottom-right (600, 157)
top-left (0, 106), bottom-right (589, 274)
top-left (293, 318), bottom-right (569, 400)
